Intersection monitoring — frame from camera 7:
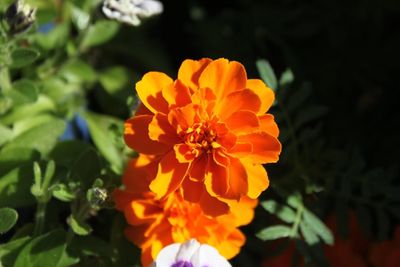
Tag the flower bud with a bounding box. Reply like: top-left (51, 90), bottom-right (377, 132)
top-left (4, 0), bottom-right (36, 35)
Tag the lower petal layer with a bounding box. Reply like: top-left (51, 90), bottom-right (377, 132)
top-left (237, 132), bottom-right (282, 164)
top-left (242, 160), bottom-right (269, 199)
top-left (149, 150), bottom-right (189, 199)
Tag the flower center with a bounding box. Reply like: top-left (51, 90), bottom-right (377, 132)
top-left (171, 261), bottom-right (193, 267)
top-left (183, 122), bottom-right (220, 152)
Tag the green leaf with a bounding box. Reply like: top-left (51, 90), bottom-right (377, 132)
top-left (0, 95), bottom-right (55, 125)
top-left (68, 147), bottom-right (101, 187)
top-left (80, 20), bottom-right (119, 49)
top-left (0, 147), bottom-right (39, 176)
top-left (300, 221), bottom-right (319, 245)
top-left (0, 123), bottom-right (13, 146)
top-left (0, 165), bottom-right (36, 208)
top-left (13, 229), bottom-right (79, 267)
top-left (279, 68), bottom-right (294, 87)
top-left (261, 200), bottom-right (296, 223)
top-left (99, 66), bottom-right (130, 94)
top-left (0, 207), bottom-right (18, 234)
top-left (52, 184), bottom-right (76, 202)
top-left (10, 48), bottom-right (40, 68)
top-left (68, 215), bottom-right (92, 236)
top-left (12, 114), bottom-right (56, 137)
top-left (302, 209), bottom-right (334, 245)
top-left (82, 111), bottom-right (124, 174)
top-left (0, 236), bottom-right (31, 266)
top-left (256, 59), bottom-right (277, 91)
top-left (69, 236), bottom-right (112, 258)
top-left (34, 23), bottom-right (69, 50)
top-left (256, 225), bottom-right (292, 241)
top-left (49, 140), bottom-right (93, 168)
top-left (2, 118), bottom-right (66, 156)
top-left (7, 79), bottom-right (39, 105)
top-left (58, 59), bottom-right (97, 84)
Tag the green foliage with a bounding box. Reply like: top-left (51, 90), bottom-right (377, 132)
top-left (0, 208), bottom-right (18, 234)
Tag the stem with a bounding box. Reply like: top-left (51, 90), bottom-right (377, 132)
top-left (0, 67), bottom-right (11, 92)
top-left (33, 201), bottom-right (47, 236)
top-left (291, 203), bottom-right (304, 238)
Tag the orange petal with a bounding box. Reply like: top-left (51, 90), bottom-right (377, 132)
top-left (205, 159), bottom-right (229, 197)
top-left (242, 160), bottom-right (269, 199)
top-left (135, 103), bottom-right (153, 116)
top-left (122, 156), bottom-right (154, 193)
top-left (199, 58), bottom-right (247, 102)
top-left (188, 154), bottom-right (208, 182)
top-left (216, 89), bottom-right (261, 120)
top-left (113, 189), bottom-right (135, 211)
top-left (212, 149), bottom-right (231, 167)
top-left (177, 58), bottom-right (212, 90)
top-left (224, 158), bottom-right (248, 200)
top-left (124, 115), bottom-right (171, 155)
top-left (162, 79), bottom-right (192, 107)
top-left (228, 196), bottom-right (258, 226)
top-left (149, 113), bottom-right (180, 144)
top-left (125, 199), bottom-right (162, 225)
top-left (246, 79), bottom-right (275, 114)
top-left (182, 178), bottom-right (203, 202)
top-left (199, 189), bottom-right (230, 217)
top-left (167, 104), bottom-right (200, 131)
top-left (174, 143), bottom-right (197, 163)
top-left (237, 132), bottom-right (282, 164)
top-left (224, 110), bottom-right (260, 134)
top-left (217, 229), bottom-right (245, 259)
top-left (259, 114), bottom-right (279, 138)
top-left (149, 150), bottom-right (189, 199)
top-left (136, 72), bottom-right (172, 114)
top-left (228, 142), bottom-right (252, 157)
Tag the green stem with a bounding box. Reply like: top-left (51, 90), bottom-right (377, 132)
top-left (291, 203), bottom-right (304, 238)
top-left (0, 67), bottom-right (11, 92)
top-left (33, 201), bottom-right (47, 236)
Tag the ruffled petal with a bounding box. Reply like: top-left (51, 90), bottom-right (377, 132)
top-left (188, 154), bottom-right (208, 182)
top-left (215, 89), bottom-right (261, 120)
top-left (136, 72), bottom-right (173, 114)
top-left (124, 115), bottom-right (171, 155)
top-left (162, 79), bottom-right (192, 108)
top-left (149, 113), bottom-right (180, 144)
top-left (242, 160), bottom-right (269, 199)
top-left (149, 150), bottom-right (189, 199)
top-left (168, 104), bottom-right (200, 131)
top-left (246, 79), bottom-right (275, 114)
top-left (199, 189), bottom-right (230, 217)
top-left (199, 58), bottom-right (247, 102)
top-left (259, 114), bottom-right (279, 138)
top-left (205, 159), bottom-right (229, 197)
top-left (223, 158), bottom-right (248, 200)
top-left (237, 132), bottom-right (282, 164)
top-left (216, 229), bottom-right (245, 259)
top-left (224, 110), bottom-right (260, 134)
top-left (125, 199), bottom-right (162, 225)
top-left (178, 58), bottom-right (212, 90)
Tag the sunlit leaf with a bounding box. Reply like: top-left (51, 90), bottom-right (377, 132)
top-left (80, 20), bottom-right (119, 49)
top-left (261, 200), bottom-right (296, 223)
top-left (10, 48), bottom-right (40, 68)
top-left (302, 209), bottom-right (334, 245)
top-left (256, 59), bottom-right (277, 91)
top-left (256, 225), bottom-right (292, 241)
top-left (0, 207), bottom-right (18, 234)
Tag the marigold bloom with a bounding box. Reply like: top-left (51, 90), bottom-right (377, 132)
top-left (124, 58), bottom-right (281, 216)
top-left (114, 155), bottom-right (257, 266)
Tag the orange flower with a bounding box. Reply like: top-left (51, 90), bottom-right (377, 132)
top-left (114, 155), bottom-right (257, 267)
top-left (124, 58), bottom-right (281, 216)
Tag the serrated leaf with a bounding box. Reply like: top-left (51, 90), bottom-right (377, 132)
top-left (80, 20), bottom-right (119, 49)
top-left (256, 59), bottom-right (277, 90)
top-left (69, 215), bottom-right (92, 236)
top-left (10, 48), bottom-right (40, 68)
top-left (300, 221), bottom-right (319, 245)
top-left (256, 225), bottom-right (292, 241)
top-left (13, 229), bottom-right (78, 267)
top-left (302, 209), bottom-right (334, 245)
top-left (261, 200), bottom-right (296, 223)
top-left (0, 207), bottom-right (18, 234)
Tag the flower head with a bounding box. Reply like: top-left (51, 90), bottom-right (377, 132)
top-left (150, 239), bottom-right (232, 267)
top-left (5, 0), bottom-right (36, 35)
top-left (124, 58), bottom-right (281, 216)
top-left (102, 0), bottom-right (163, 26)
top-left (114, 155), bottom-right (257, 266)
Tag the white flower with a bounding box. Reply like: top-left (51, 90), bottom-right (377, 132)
top-left (150, 239), bottom-right (232, 267)
top-left (102, 0), bottom-right (163, 26)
